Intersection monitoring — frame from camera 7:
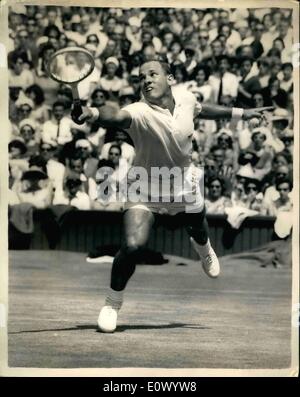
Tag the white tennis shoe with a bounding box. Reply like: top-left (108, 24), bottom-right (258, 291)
top-left (190, 237), bottom-right (220, 278)
top-left (98, 305), bottom-right (119, 333)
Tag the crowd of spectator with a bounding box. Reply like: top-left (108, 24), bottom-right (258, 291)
top-left (7, 5), bottom-right (294, 235)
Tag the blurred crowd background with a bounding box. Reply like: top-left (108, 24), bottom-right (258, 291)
top-left (7, 5), bottom-right (294, 237)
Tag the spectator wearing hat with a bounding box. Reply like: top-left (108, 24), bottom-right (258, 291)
top-left (236, 57), bottom-right (261, 108)
top-left (15, 94), bottom-right (35, 123)
top-left (99, 57), bottom-right (126, 101)
top-left (74, 139), bottom-right (99, 180)
top-left (208, 55), bottom-right (239, 104)
top-left (15, 155), bottom-right (54, 209)
top-left (25, 84), bottom-right (51, 124)
top-left (19, 118), bottom-right (40, 157)
top-left (266, 108), bottom-right (290, 153)
top-left (41, 101), bottom-right (73, 147)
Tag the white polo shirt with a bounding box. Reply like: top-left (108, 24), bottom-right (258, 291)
top-left (121, 87), bottom-right (204, 213)
top-left (123, 87), bottom-right (202, 172)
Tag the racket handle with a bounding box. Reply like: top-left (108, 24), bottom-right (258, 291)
top-left (71, 99), bottom-right (85, 125)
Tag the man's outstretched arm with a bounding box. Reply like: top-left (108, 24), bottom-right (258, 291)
top-left (76, 105), bottom-right (132, 129)
top-left (199, 104), bottom-right (274, 121)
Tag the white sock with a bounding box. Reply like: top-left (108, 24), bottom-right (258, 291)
top-left (192, 237), bottom-right (212, 257)
top-left (105, 288), bottom-right (124, 310)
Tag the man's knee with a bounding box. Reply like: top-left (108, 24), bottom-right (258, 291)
top-left (123, 241), bottom-right (145, 257)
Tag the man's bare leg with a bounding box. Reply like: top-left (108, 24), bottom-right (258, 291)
top-left (185, 209), bottom-right (220, 278)
top-left (98, 208), bottom-right (155, 332)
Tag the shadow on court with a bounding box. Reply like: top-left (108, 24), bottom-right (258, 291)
top-left (8, 250), bottom-right (292, 369)
top-left (9, 322), bottom-right (211, 334)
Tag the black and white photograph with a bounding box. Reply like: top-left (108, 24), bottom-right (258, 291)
top-left (0, 0), bottom-right (299, 376)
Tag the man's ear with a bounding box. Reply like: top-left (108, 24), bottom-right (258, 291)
top-left (167, 74), bottom-right (174, 85)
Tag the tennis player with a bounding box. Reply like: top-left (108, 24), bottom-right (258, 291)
top-left (77, 59), bottom-right (271, 333)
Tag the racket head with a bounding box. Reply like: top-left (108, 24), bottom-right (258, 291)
top-left (46, 46), bottom-right (95, 84)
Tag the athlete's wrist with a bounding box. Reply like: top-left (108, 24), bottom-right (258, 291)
top-left (231, 107), bottom-right (244, 120)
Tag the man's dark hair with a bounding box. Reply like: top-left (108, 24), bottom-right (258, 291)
top-left (140, 58), bottom-right (172, 76)
top-left (282, 62), bottom-right (293, 70)
top-left (109, 144), bottom-right (122, 156)
top-left (52, 101), bottom-right (66, 109)
top-left (275, 177), bottom-right (293, 191)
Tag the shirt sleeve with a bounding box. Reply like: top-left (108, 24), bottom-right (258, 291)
top-left (121, 102), bottom-right (148, 138)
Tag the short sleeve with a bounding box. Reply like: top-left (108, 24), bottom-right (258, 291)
top-left (121, 102), bottom-right (148, 138)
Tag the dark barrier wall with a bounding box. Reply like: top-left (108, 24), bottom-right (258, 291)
top-left (28, 209), bottom-right (276, 258)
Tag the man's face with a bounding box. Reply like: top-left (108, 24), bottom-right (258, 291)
top-left (279, 21), bottom-right (289, 36)
top-left (212, 40), bottom-right (222, 56)
top-left (212, 149), bottom-right (224, 166)
top-left (163, 32), bottom-right (174, 48)
top-left (254, 24), bottom-right (264, 39)
top-left (40, 144), bottom-right (55, 161)
top-left (219, 11), bottom-right (229, 25)
top-left (242, 60), bottom-right (252, 75)
top-left (277, 182), bottom-right (290, 201)
top-left (108, 148), bottom-right (121, 166)
top-left (283, 66), bottom-right (293, 80)
top-left (115, 131), bottom-right (127, 144)
top-left (70, 158), bottom-right (83, 174)
top-left (53, 105), bottom-right (65, 121)
top-left (220, 25), bottom-right (231, 38)
top-left (219, 59), bottom-right (230, 74)
top-left (252, 132), bottom-right (266, 148)
top-left (139, 61), bottom-right (172, 103)
top-left (48, 10), bottom-right (57, 25)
